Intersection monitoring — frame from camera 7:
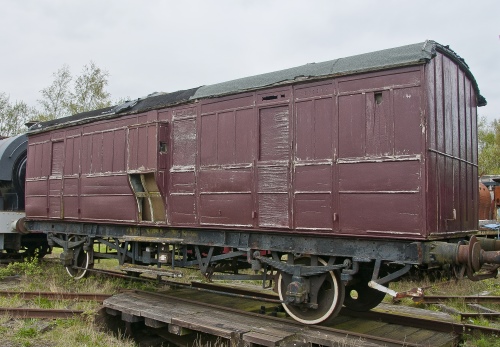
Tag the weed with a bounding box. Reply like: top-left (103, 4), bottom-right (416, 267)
top-left (75, 330), bottom-right (93, 345)
top-left (42, 320), bottom-right (136, 347)
top-left (54, 318), bottom-right (79, 329)
top-left (33, 297), bottom-right (54, 309)
top-left (462, 334), bottom-right (500, 347)
top-left (0, 254), bottom-right (42, 279)
top-left (15, 326), bottom-right (38, 339)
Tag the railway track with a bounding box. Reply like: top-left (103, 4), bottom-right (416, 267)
top-left (16, 264), bottom-right (499, 345)
top-left (0, 290), bottom-right (111, 302)
top-left (0, 307), bottom-right (84, 319)
top-left (4, 284), bottom-right (500, 339)
top-left (166, 284), bottom-right (500, 343)
top-left (340, 306), bottom-right (500, 338)
top-left (0, 290), bottom-right (108, 319)
top-left (414, 294), bottom-right (500, 323)
top-left (414, 295), bottom-right (500, 304)
top-left (85, 266), bottom-right (500, 342)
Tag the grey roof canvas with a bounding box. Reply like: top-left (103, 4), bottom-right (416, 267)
top-left (192, 41), bottom-right (438, 100)
top-left (31, 40), bottom-right (485, 133)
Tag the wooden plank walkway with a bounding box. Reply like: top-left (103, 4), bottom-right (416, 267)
top-left (103, 289), bottom-right (458, 346)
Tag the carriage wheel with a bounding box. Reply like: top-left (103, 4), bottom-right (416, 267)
top-left (277, 257), bottom-right (344, 325)
top-left (65, 236), bottom-right (93, 279)
top-left (343, 281), bottom-right (386, 311)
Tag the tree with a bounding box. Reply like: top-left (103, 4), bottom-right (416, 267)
top-left (1, 62), bottom-right (113, 136)
top-left (68, 62), bottom-right (112, 115)
top-left (38, 65), bottom-right (72, 120)
top-left (0, 93), bottom-right (37, 137)
top-left (38, 62), bottom-right (112, 120)
top-left (478, 116), bottom-right (500, 175)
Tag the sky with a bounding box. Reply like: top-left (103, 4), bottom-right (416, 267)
top-left (1, 0), bottom-right (499, 122)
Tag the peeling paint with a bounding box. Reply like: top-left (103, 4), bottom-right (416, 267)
top-left (337, 154), bottom-right (421, 164)
top-left (339, 190), bottom-right (419, 194)
top-left (170, 166), bottom-right (196, 173)
top-left (366, 230), bottom-right (423, 236)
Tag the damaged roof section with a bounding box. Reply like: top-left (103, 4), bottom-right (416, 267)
top-left (32, 87), bottom-right (200, 131)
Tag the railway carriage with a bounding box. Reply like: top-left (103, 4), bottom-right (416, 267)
top-left (24, 41), bottom-right (500, 324)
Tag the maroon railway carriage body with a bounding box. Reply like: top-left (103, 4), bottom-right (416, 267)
top-left (25, 41), bottom-right (497, 324)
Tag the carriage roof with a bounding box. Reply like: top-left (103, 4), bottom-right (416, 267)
top-left (30, 40), bottom-right (485, 133)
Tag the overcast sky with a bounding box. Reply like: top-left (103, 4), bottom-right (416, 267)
top-left (1, 0), bottom-right (499, 122)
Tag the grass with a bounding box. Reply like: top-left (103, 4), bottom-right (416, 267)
top-left (0, 253), bottom-right (141, 347)
top-left (1, 317), bottom-right (138, 347)
top-left (0, 250), bottom-right (230, 347)
top-left (389, 271), bottom-right (500, 346)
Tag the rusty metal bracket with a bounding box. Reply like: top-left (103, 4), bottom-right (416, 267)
top-left (195, 246), bottom-right (214, 279)
top-left (374, 264), bottom-right (412, 285)
top-left (368, 264), bottom-right (424, 299)
top-left (47, 233), bottom-right (86, 251)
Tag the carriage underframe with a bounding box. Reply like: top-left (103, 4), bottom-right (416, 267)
top-left (28, 219), bottom-right (499, 324)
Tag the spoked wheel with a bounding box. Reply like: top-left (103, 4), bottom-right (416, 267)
top-left (343, 281), bottom-right (386, 311)
top-left (65, 236), bottom-right (93, 279)
top-left (278, 257), bottom-right (345, 325)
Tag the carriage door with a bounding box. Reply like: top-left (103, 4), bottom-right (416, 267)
top-left (293, 94), bottom-right (335, 231)
top-left (257, 106), bottom-right (291, 228)
top-left (48, 140), bottom-right (64, 219)
top-left (127, 123), bottom-right (167, 223)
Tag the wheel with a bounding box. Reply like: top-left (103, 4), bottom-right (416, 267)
top-left (343, 281), bottom-right (386, 311)
top-left (65, 236), bottom-right (93, 279)
top-left (277, 257), bottom-right (345, 325)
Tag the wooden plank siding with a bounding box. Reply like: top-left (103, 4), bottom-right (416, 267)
top-left (25, 57), bottom-right (479, 240)
top-left (425, 52), bottom-right (478, 235)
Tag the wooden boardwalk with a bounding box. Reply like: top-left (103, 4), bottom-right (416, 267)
top-left (103, 289), bottom-right (458, 346)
